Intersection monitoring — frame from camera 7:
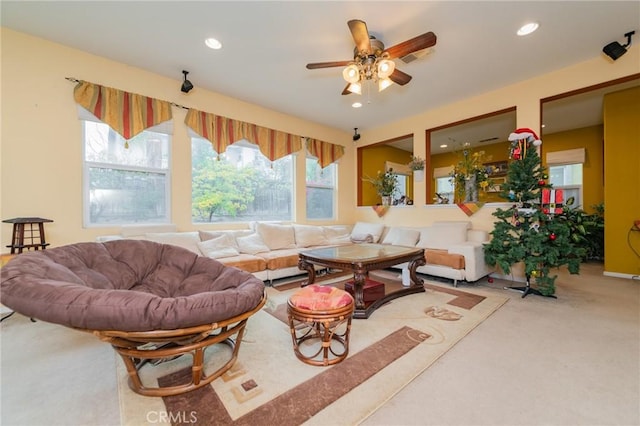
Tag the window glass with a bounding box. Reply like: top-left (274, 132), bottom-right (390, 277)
top-left (549, 164), bottom-right (583, 208)
top-left (306, 159), bottom-right (336, 220)
top-left (435, 177), bottom-right (454, 203)
top-left (192, 137), bottom-right (294, 223)
top-left (83, 121), bottom-right (170, 225)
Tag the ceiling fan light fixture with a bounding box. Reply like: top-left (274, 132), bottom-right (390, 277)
top-left (342, 64), bottom-right (360, 83)
top-left (378, 78), bottom-right (393, 92)
top-left (377, 59), bottom-right (395, 78)
top-left (347, 82), bottom-right (362, 95)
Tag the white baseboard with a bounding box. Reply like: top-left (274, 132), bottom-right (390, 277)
top-left (603, 271), bottom-right (640, 280)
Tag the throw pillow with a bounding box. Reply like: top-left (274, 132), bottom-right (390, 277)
top-left (382, 228), bottom-right (420, 246)
top-left (256, 222), bottom-right (296, 250)
top-left (236, 233), bottom-right (270, 255)
top-left (350, 222), bottom-right (385, 243)
top-left (197, 237), bottom-right (240, 259)
top-left (293, 224), bottom-right (329, 247)
top-left (323, 225), bottom-right (353, 245)
top-left (144, 232), bottom-right (201, 254)
top-left (416, 226), bottom-right (467, 250)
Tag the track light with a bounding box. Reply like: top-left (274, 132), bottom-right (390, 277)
top-left (603, 31), bottom-right (635, 61)
top-left (353, 128), bottom-right (361, 142)
top-left (181, 70), bottom-right (194, 93)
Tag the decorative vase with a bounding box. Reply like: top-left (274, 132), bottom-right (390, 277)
top-left (413, 169), bottom-right (424, 182)
top-left (464, 175), bottom-right (479, 202)
top-left (381, 195), bottom-right (392, 206)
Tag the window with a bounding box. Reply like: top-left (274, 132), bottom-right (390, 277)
top-left (435, 177), bottom-right (454, 204)
top-left (306, 159), bottom-right (336, 220)
top-left (549, 163), bottom-right (583, 208)
top-left (83, 121), bottom-right (171, 226)
top-left (191, 137), bottom-right (294, 223)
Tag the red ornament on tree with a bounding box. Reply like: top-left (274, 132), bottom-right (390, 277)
top-left (538, 179), bottom-right (546, 186)
top-left (549, 232), bottom-right (556, 241)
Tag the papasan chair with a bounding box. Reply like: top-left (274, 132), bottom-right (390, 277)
top-left (0, 240), bottom-right (266, 397)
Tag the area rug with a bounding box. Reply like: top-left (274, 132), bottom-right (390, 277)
top-left (118, 272), bottom-right (508, 425)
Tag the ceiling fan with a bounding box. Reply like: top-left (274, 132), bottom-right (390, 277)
top-left (306, 19), bottom-right (437, 95)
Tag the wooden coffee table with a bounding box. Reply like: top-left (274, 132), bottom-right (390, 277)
top-left (298, 243), bottom-right (426, 319)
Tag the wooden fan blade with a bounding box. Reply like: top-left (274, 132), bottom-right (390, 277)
top-left (389, 69), bottom-right (412, 85)
top-left (348, 19), bottom-right (372, 55)
top-left (306, 60), bottom-right (352, 69)
top-left (341, 84), bottom-right (353, 96)
top-left (383, 31), bottom-right (437, 59)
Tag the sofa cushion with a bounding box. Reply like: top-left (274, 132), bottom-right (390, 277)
top-left (416, 226), bottom-right (468, 250)
top-left (351, 222), bottom-right (385, 243)
top-left (324, 225), bottom-right (352, 245)
top-left (425, 249), bottom-right (465, 270)
top-left (207, 253), bottom-right (267, 274)
top-left (256, 223), bottom-right (296, 250)
top-left (144, 232), bottom-right (201, 254)
top-left (199, 229), bottom-right (252, 244)
top-left (256, 249), bottom-right (301, 270)
top-left (197, 236), bottom-right (240, 259)
top-left (236, 233), bottom-right (270, 255)
top-left (294, 224), bottom-right (329, 247)
top-left (381, 228), bottom-right (420, 247)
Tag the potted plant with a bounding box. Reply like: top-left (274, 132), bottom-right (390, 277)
top-left (408, 156), bottom-right (425, 181)
top-left (364, 169), bottom-right (398, 206)
top-left (449, 149), bottom-right (494, 203)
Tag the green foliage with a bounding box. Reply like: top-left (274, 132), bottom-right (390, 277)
top-left (191, 156), bottom-right (258, 221)
top-left (559, 202), bottom-right (605, 261)
top-left (484, 138), bottom-right (582, 296)
top-left (364, 169), bottom-right (398, 196)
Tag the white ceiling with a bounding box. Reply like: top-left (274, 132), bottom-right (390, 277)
top-left (2, 1), bottom-right (639, 147)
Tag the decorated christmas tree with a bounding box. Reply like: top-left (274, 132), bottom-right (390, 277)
top-left (484, 128), bottom-right (583, 297)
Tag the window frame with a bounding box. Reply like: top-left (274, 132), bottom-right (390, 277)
top-left (190, 137), bottom-right (295, 224)
top-left (81, 120), bottom-right (172, 227)
top-left (305, 158), bottom-right (337, 221)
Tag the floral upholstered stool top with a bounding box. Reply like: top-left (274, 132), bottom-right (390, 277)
top-left (287, 284), bottom-right (354, 366)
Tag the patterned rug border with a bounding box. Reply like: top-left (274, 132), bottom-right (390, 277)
top-left (117, 277), bottom-right (508, 425)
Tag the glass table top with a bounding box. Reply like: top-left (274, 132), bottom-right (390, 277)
top-left (299, 243), bottom-right (422, 262)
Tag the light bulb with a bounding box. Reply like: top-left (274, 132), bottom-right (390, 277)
top-left (378, 78), bottom-right (393, 92)
top-left (377, 59), bottom-right (395, 78)
top-left (342, 65), bottom-right (360, 84)
top-left (347, 82), bottom-right (362, 94)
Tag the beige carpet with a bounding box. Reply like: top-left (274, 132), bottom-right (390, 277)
top-left (116, 272), bottom-right (507, 425)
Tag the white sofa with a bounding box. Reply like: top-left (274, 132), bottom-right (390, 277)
top-left (96, 220), bottom-right (490, 286)
top-left (380, 221), bottom-right (491, 286)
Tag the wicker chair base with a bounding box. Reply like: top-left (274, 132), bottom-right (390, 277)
top-left (287, 299), bottom-right (354, 366)
top-left (90, 293), bottom-right (266, 397)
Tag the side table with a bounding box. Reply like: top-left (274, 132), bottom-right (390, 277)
top-left (2, 217), bottom-right (53, 254)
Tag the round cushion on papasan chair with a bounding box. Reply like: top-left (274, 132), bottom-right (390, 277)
top-left (0, 240), bottom-right (267, 396)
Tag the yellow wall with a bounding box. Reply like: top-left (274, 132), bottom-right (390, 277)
top-left (0, 28), bottom-right (353, 247)
top-left (603, 86), bottom-right (640, 276)
top-left (360, 145), bottom-right (412, 205)
top-left (541, 125), bottom-right (604, 213)
top-left (430, 141), bottom-right (510, 204)
top-left (2, 27), bottom-right (640, 277)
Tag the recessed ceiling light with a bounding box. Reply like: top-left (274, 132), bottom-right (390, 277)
top-left (517, 22), bottom-right (539, 36)
top-left (440, 144), bottom-right (447, 148)
top-left (352, 102), bottom-right (362, 108)
top-left (205, 38), bottom-right (222, 50)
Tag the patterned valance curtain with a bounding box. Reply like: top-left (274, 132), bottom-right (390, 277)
top-left (306, 138), bottom-right (345, 168)
top-left (185, 109), bottom-right (302, 161)
top-left (73, 81), bottom-right (172, 139)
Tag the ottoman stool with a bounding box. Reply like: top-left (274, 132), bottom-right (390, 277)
top-left (287, 285), bottom-right (354, 366)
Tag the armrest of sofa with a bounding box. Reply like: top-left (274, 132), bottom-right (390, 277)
top-left (448, 241), bottom-right (490, 282)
